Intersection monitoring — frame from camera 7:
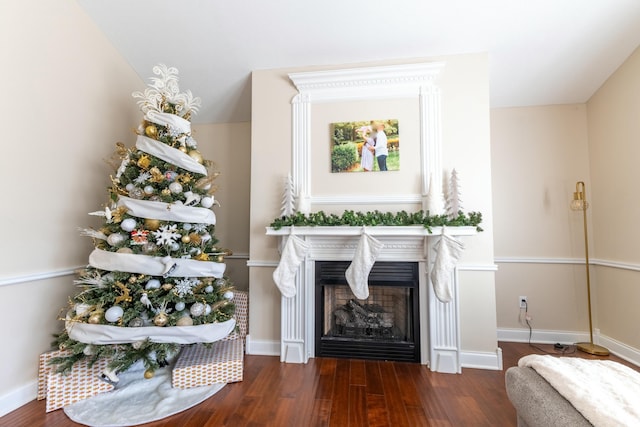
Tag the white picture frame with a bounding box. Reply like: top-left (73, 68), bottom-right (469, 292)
top-left (288, 62), bottom-right (445, 212)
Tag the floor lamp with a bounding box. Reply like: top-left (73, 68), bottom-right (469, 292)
top-left (570, 181), bottom-right (609, 356)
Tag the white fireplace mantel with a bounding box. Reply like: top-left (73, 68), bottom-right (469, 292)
top-left (266, 225), bottom-right (477, 373)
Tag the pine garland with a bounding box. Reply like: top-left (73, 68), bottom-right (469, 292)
top-left (270, 210), bottom-right (483, 232)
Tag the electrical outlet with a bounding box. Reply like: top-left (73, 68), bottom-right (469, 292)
top-left (519, 296), bottom-right (527, 309)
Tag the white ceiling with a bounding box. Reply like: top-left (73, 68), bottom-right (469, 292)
top-left (78, 0), bottom-right (640, 124)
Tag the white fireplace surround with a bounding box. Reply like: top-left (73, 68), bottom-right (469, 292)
top-left (259, 63), bottom-right (500, 373)
top-left (267, 225), bottom-right (477, 374)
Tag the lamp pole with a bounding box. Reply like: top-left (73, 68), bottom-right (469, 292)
top-left (571, 181), bottom-right (609, 356)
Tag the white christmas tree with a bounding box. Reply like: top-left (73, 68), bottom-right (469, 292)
top-left (424, 174), bottom-right (445, 215)
top-left (445, 169), bottom-right (463, 219)
top-left (280, 173), bottom-right (296, 217)
top-left (52, 65), bottom-right (236, 380)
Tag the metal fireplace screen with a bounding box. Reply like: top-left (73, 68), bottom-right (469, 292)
top-left (315, 261), bottom-right (420, 362)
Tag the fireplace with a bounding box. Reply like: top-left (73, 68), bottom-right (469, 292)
top-left (265, 225), bottom-right (480, 373)
top-left (315, 261), bottom-right (420, 362)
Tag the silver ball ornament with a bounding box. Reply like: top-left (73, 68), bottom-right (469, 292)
top-left (128, 187), bottom-right (144, 199)
top-left (142, 242), bottom-right (157, 253)
top-left (205, 285), bottom-right (214, 293)
top-left (120, 218), bottom-right (137, 232)
top-left (190, 302), bottom-right (205, 317)
top-left (105, 306), bottom-right (124, 322)
top-left (200, 196), bottom-right (214, 208)
top-left (143, 185), bottom-right (155, 195)
top-left (145, 279), bottom-right (161, 290)
top-left (107, 233), bottom-right (125, 246)
top-left (175, 301), bottom-right (185, 311)
top-left (128, 317), bottom-right (144, 327)
top-left (224, 291), bottom-right (235, 300)
top-left (169, 182), bottom-right (183, 194)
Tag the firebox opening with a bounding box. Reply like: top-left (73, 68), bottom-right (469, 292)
top-left (315, 261), bottom-right (420, 362)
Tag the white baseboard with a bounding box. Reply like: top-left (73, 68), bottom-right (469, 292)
top-left (497, 327), bottom-right (589, 345)
top-left (0, 380), bottom-right (36, 417)
top-left (245, 335), bottom-right (280, 356)
top-left (460, 347), bottom-right (503, 371)
top-left (599, 335), bottom-right (640, 367)
top-left (244, 336), bottom-right (506, 372)
top-left (498, 327), bottom-right (640, 367)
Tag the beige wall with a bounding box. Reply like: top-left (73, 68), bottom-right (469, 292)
top-left (193, 122), bottom-right (251, 291)
top-left (490, 105), bottom-right (592, 332)
top-left (492, 45), bottom-right (640, 355)
top-left (250, 53), bottom-right (498, 355)
top-left (587, 45), bottom-right (640, 349)
top-left (0, 0), bottom-right (143, 412)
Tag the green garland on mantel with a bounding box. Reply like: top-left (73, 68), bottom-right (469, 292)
top-left (270, 210), bottom-right (483, 233)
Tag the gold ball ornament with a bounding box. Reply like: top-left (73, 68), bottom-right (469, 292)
top-left (117, 247), bottom-right (133, 254)
top-left (181, 235), bottom-right (191, 244)
top-left (188, 150), bottom-right (204, 164)
top-left (216, 255), bottom-right (224, 263)
top-left (178, 146), bottom-right (188, 153)
top-left (144, 369), bottom-right (155, 379)
top-left (188, 233), bottom-right (201, 244)
top-left (176, 316), bottom-right (194, 326)
top-left (153, 312), bottom-right (168, 326)
top-left (88, 312), bottom-right (103, 324)
top-left (145, 125), bottom-right (158, 138)
top-left (162, 283), bottom-right (173, 291)
top-left (137, 155), bottom-right (151, 169)
top-left (144, 218), bottom-right (160, 231)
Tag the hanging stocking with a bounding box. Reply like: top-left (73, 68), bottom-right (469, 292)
top-left (430, 232), bottom-right (464, 303)
top-left (345, 233), bottom-right (384, 300)
top-left (272, 235), bottom-right (309, 298)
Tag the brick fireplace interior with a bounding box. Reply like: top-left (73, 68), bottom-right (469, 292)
top-left (314, 261), bottom-right (420, 362)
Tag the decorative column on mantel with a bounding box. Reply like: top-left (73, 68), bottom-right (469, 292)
top-left (266, 225), bottom-right (477, 373)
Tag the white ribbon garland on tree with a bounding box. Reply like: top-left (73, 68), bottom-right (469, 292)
top-left (66, 317), bottom-right (236, 345)
top-left (136, 135), bottom-right (207, 176)
top-left (145, 110), bottom-right (192, 135)
top-left (117, 196), bottom-right (215, 225)
top-left (88, 248), bottom-right (226, 278)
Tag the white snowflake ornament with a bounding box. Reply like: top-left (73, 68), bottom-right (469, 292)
top-left (174, 278), bottom-right (200, 297)
top-left (153, 224), bottom-right (181, 246)
top-left (134, 172), bottom-right (151, 185)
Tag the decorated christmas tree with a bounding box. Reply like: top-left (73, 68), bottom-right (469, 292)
top-left (52, 64), bottom-right (236, 381)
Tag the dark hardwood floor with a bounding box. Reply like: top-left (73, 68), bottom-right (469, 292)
top-left (2, 342), bottom-right (635, 427)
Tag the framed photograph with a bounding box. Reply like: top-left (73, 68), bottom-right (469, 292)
top-left (331, 119), bottom-right (399, 173)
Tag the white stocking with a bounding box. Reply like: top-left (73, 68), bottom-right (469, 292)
top-left (430, 233), bottom-right (464, 303)
top-left (272, 235), bottom-right (309, 298)
top-left (345, 233), bottom-right (384, 300)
